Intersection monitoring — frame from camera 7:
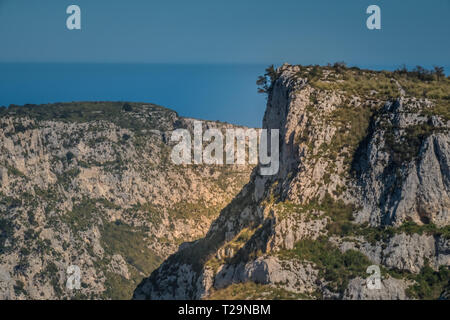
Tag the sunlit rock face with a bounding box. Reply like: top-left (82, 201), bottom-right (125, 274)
top-left (134, 64), bottom-right (449, 300)
top-left (0, 102), bottom-right (253, 299)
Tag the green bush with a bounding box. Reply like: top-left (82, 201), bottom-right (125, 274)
top-left (280, 238), bottom-right (371, 294)
top-left (62, 198), bottom-right (98, 232)
top-left (384, 122), bottom-right (440, 166)
top-left (406, 264), bottom-right (449, 300)
top-left (122, 103), bottom-right (133, 112)
top-left (66, 151), bottom-right (75, 162)
top-left (13, 280), bottom-right (27, 296)
top-left (0, 219), bottom-right (14, 253)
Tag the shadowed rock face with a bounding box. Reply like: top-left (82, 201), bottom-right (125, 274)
top-left (134, 64), bottom-right (449, 300)
top-left (0, 102), bottom-right (253, 299)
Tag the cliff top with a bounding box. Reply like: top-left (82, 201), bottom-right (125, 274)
top-left (259, 63), bottom-right (449, 120)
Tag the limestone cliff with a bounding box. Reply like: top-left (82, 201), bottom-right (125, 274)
top-left (134, 64), bottom-right (449, 300)
top-left (0, 102), bottom-right (253, 299)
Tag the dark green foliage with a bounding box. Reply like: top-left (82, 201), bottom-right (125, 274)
top-left (0, 193), bottom-right (22, 208)
top-left (46, 262), bottom-right (63, 296)
top-left (345, 222), bottom-right (449, 246)
top-left (392, 66), bottom-right (450, 120)
top-left (24, 228), bottom-right (39, 241)
top-left (102, 272), bottom-right (136, 300)
top-left (413, 66), bottom-right (434, 81)
top-left (326, 105), bottom-right (374, 168)
top-left (309, 65), bottom-right (323, 80)
top-left (62, 199), bottom-right (98, 232)
top-left (122, 103), bottom-right (133, 112)
top-left (13, 123), bottom-right (29, 134)
top-left (168, 201), bottom-right (223, 221)
top-left (125, 202), bottom-right (163, 224)
top-left (66, 151), bottom-right (75, 162)
top-left (0, 218), bottom-right (14, 253)
top-left (275, 194), bottom-right (357, 235)
top-left (14, 260), bottom-right (29, 276)
top-left (395, 221), bottom-right (450, 239)
top-left (309, 194), bottom-right (356, 235)
top-left (27, 210), bottom-right (37, 226)
top-left (434, 66), bottom-right (445, 82)
top-left (332, 218), bottom-right (450, 247)
top-left (394, 65), bottom-right (445, 82)
top-left (19, 247), bottom-right (30, 256)
top-left (1, 102), bottom-right (176, 132)
top-left (35, 238), bottom-right (52, 255)
top-left (13, 280), bottom-right (27, 296)
top-left (406, 264), bottom-right (449, 300)
top-left (280, 239), bottom-right (371, 294)
top-left (35, 262), bottom-right (63, 296)
top-left (332, 61), bottom-right (347, 73)
top-left (384, 121), bottom-right (439, 166)
top-left (257, 65), bottom-right (279, 93)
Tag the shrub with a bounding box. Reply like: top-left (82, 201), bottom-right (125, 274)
top-left (13, 280), bottom-right (27, 296)
top-left (280, 238), bottom-right (371, 294)
top-left (122, 103), bottom-right (132, 112)
top-left (0, 219), bottom-right (14, 253)
top-left (406, 264), bottom-right (449, 300)
top-left (256, 65), bottom-right (279, 94)
top-left (66, 151), bottom-right (75, 162)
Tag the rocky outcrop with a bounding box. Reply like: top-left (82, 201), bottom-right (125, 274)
top-left (354, 100), bottom-right (450, 227)
top-left (343, 276), bottom-right (411, 300)
top-left (332, 233), bottom-right (450, 273)
top-left (134, 64), bottom-right (449, 300)
top-left (2, 64), bottom-right (448, 300)
top-left (0, 102), bottom-right (253, 299)
top-left (214, 256), bottom-right (318, 294)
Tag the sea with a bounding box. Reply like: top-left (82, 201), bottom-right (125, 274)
top-left (0, 63), bottom-right (268, 128)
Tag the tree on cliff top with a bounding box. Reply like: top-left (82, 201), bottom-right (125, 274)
top-left (257, 65), bottom-right (278, 94)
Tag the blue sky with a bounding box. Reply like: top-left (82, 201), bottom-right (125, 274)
top-left (0, 1), bottom-right (448, 127)
top-left (0, 0), bottom-right (449, 68)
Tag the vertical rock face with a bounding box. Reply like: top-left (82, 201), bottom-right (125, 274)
top-left (0, 102), bottom-right (253, 299)
top-left (134, 64), bottom-right (449, 300)
top-left (353, 100), bottom-right (449, 227)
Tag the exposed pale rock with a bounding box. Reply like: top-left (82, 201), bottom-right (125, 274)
top-left (0, 103), bottom-right (252, 299)
top-left (109, 255), bottom-right (130, 280)
top-left (136, 65), bottom-right (449, 300)
top-left (333, 233), bottom-right (450, 273)
top-left (343, 276), bottom-right (411, 300)
top-left (214, 256), bottom-right (318, 294)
